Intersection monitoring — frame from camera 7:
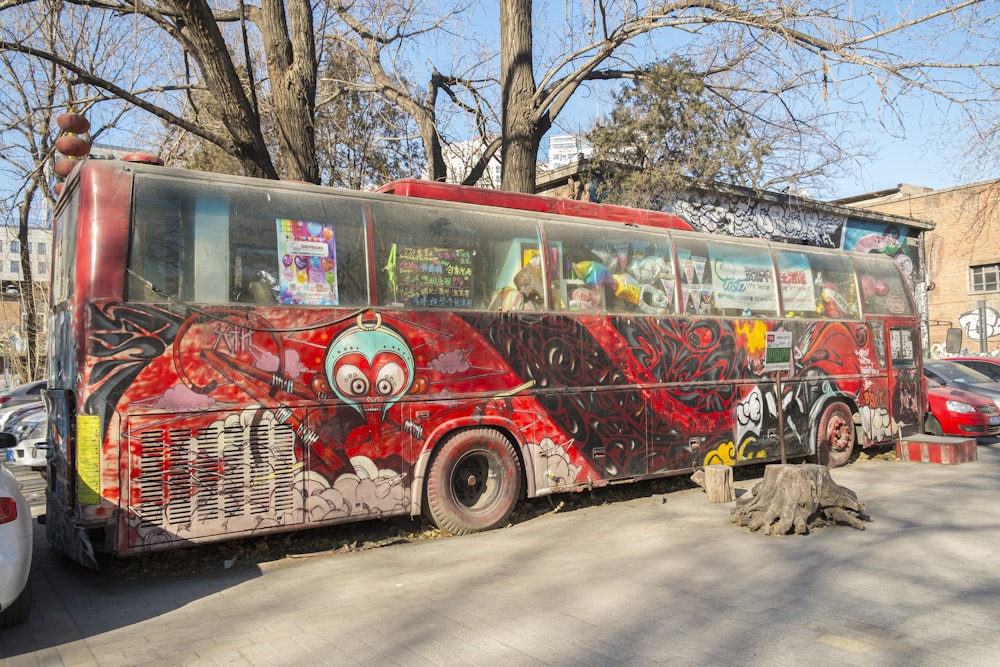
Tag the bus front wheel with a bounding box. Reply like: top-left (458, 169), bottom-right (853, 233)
top-left (816, 401), bottom-right (855, 468)
top-left (425, 428), bottom-right (523, 535)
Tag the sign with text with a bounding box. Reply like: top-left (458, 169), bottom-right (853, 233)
top-left (396, 246), bottom-right (474, 308)
top-left (764, 331), bottom-right (793, 372)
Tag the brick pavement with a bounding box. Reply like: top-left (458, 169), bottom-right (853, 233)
top-left (3, 443), bottom-right (1000, 666)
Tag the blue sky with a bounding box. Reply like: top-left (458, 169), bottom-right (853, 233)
top-left (450, 0), bottom-right (983, 202)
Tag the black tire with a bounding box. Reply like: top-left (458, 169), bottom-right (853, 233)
top-left (0, 575), bottom-right (31, 628)
top-left (816, 401), bottom-right (856, 468)
top-left (925, 414), bottom-right (944, 437)
top-left (425, 428), bottom-right (523, 535)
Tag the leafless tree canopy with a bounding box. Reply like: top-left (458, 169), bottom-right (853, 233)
top-left (0, 0), bottom-right (996, 197)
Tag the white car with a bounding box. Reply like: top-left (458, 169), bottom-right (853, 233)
top-left (0, 433), bottom-right (32, 627)
top-left (6, 407), bottom-right (48, 470)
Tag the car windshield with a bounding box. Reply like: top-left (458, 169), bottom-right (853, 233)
top-left (929, 362), bottom-right (994, 384)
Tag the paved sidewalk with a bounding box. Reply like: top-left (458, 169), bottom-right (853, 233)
top-left (4, 443), bottom-right (1000, 666)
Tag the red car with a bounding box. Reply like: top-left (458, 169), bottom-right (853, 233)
top-left (947, 356), bottom-right (1000, 382)
top-left (925, 378), bottom-right (1000, 438)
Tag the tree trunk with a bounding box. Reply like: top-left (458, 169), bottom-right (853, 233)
top-left (163, 0), bottom-right (278, 180)
top-left (16, 179), bottom-right (39, 381)
top-left (500, 0), bottom-right (538, 193)
top-left (260, 0), bottom-right (319, 183)
top-left (731, 464), bottom-right (870, 535)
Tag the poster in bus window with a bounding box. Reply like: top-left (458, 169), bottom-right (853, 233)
top-left (778, 252), bottom-right (817, 314)
top-left (394, 245), bottom-right (473, 308)
top-left (678, 254), bottom-right (713, 315)
top-left (708, 246), bottom-right (778, 313)
top-left (276, 219), bottom-right (339, 305)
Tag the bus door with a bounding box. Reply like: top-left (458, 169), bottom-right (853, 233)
top-left (881, 320), bottom-right (923, 438)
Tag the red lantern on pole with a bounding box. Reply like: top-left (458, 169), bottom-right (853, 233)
top-left (56, 112), bottom-right (90, 134)
top-left (55, 134), bottom-right (91, 158)
top-left (54, 158), bottom-right (79, 179)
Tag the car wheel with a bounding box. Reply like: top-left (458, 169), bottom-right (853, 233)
top-left (425, 428), bottom-right (523, 535)
top-left (0, 574), bottom-right (31, 627)
top-left (925, 414), bottom-right (944, 437)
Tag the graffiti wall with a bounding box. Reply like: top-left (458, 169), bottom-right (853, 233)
top-left (669, 193), bottom-right (847, 248)
top-left (958, 305), bottom-right (1000, 343)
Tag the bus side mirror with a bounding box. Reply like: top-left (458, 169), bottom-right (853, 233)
top-left (945, 328), bottom-right (963, 354)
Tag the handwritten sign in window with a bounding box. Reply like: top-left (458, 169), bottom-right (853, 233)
top-left (397, 246), bottom-right (474, 308)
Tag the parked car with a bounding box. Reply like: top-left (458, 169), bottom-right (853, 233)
top-left (5, 406), bottom-right (48, 470)
top-left (0, 381), bottom-right (45, 435)
top-left (923, 359), bottom-right (1000, 410)
top-left (0, 380), bottom-right (45, 409)
top-left (947, 356), bottom-right (1000, 382)
top-left (0, 433), bottom-right (32, 627)
top-left (0, 400), bottom-right (43, 435)
top-left (924, 378), bottom-right (1000, 438)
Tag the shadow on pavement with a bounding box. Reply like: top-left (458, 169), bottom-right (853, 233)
top-left (1, 465), bottom-right (262, 658)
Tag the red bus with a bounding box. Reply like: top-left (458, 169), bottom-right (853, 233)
top-left (44, 160), bottom-right (924, 568)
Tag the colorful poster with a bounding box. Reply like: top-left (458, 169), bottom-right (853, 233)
top-left (276, 219), bottom-right (339, 305)
top-left (776, 252), bottom-right (816, 313)
top-left (709, 246), bottom-right (777, 312)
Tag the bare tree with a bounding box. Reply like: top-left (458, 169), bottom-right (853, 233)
top-left (0, 0), bottom-right (317, 181)
top-left (0, 2), bottom-right (134, 380)
top-left (2, 0), bottom-right (997, 197)
top-left (492, 0), bottom-right (999, 193)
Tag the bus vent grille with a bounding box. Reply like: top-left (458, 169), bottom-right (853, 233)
top-left (133, 415), bottom-right (298, 540)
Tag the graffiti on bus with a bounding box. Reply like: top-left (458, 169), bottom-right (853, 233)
top-left (79, 302), bottom-right (912, 548)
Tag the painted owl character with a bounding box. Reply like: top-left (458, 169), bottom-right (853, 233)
top-left (325, 312), bottom-right (415, 452)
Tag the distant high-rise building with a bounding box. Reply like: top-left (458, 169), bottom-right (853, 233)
top-left (546, 134), bottom-right (591, 171)
top-left (439, 138), bottom-right (503, 188)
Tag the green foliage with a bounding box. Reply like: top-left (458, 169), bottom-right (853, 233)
top-left (587, 57), bottom-right (769, 208)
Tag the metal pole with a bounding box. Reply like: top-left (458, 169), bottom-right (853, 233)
top-left (776, 371), bottom-right (786, 464)
top-left (980, 300), bottom-right (988, 354)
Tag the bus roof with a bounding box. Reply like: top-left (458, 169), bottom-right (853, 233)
top-left (376, 178), bottom-right (693, 231)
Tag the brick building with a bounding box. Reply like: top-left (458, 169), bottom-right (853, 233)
top-left (835, 180), bottom-right (1000, 356)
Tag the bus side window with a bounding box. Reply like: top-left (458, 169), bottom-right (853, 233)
top-left (129, 178), bottom-right (188, 302)
top-left (674, 238), bottom-right (717, 316)
top-left (853, 254), bottom-right (913, 316)
top-left (541, 223), bottom-right (675, 316)
top-left (370, 200), bottom-right (541, 310)
top-left (227, 189), bottom-right (368, 307)
top-left (543, 222), bottom-right (613, 313)
top-left (809, 253), bottom-right (858, 319)
top-left (776, 249), bottom-right (818, 318)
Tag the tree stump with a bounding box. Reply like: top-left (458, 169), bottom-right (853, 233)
top-left (691, 465), bottom-right (734, 503)
top-left (731, 464), bottom-right (870, 535)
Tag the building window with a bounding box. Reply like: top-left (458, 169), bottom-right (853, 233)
top-left (10, 241), bottom-right (19, 253)
top-left (38, 262), bottom-right (47, 274)
top-left (37, 242), bottom-right (46, 254)
top-left (971, 263), bottom-right (1000, 293)
top-left (9, 261), bottom-right (18, 274)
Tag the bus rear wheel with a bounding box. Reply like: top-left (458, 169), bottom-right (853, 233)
top-left (425, 428), bottom-right (523, 535)
top-left (816, 401), bottom-right (855, 468)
